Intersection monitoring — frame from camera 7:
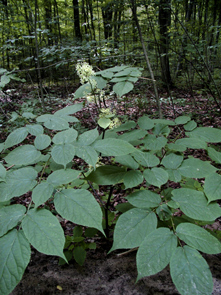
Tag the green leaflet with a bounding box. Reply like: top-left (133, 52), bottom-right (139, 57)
top-left (32, 182), bottom-right (54, 207)
top-left (0, 230), bottom-right (31, 295)
top-left (0, 167), bottom-right (37, 202)
top-left (51, 143), bottom-right (76, 167)
top-left (73, 83), bottom-right (92, 99)
top-left (143, 134), bottom-right (167, 151)
top-left (136, 228), bottom-right (177, 280)
top-left (204, 173), bottom-right (221, 203)
top-left (34, 134), bottom-right (51, 150)
top-left (77, 128), bottom-right (99, 146)
top-left (176, 223), bottom-right (221, 254)
top-left (175, 116), bottom-right (191, 125)
top-left (22, 209), bottom-right (66, 260)
top-left (127, 189), bottom-right (161, 208)
top-left (170, 246), bottom-right (213, 295)
top-left (178, 158), bottom-right (217, 178)
top-left (175, 138), bottom-right (207, 150)
top-left (0, 163), bottom-right (6, 181)
top-left (113, 81), bottom-right (134, 97)
top-left (123, 170), bottom-right (143, 189)
top-left (0, 205), bottom-right (26, 237)
top-left (47, 169), bottom-right (80, 186)
top-left (37, 114), bottom-right (69, 130)
top-left (54, 189), bottom-right (104, 234)
top-left (143, 167), bottom-right (169, 188)
top-left (4, 127), bottom-right (28, 149)
top-left (86, 165), bottom-right (126, 185)
top-left (54, 103), bottom-right (83, 116)
top-left (4, 145), bottom-right (41, 165)
top-left (92, 138), bottom-right (136, 156)
top-left (172, 188), bottom-right (221, 221)
top-left (208, 147), bottom-right (221, 164)
top-left (138, 115), bottom-right (154, 130)
top-left (115, 154), bottom-right (139, 170)
top-left (75, 145), bottom-right (98, 168)
top-left (161, 153), bottom-right (183, 169)
top-left (186, 127), bottom-right (221, 143)
top-left (132, 151), bottom-right (160, 167)
top-left (26, 124), bottom-right (44, 136)
top-left (110, 209), bottom-right (157, 251)
top-left (52, 128), bottom-right (78, 144)
top-left (184, 120), bottom-right (197, 131)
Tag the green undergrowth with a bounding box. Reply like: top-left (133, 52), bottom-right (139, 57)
top-left (0, 64), bottom-right (221, 295)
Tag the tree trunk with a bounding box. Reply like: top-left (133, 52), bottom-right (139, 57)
top-left (130, 0), bottom-right (162, 119)
top-left (159, 0), bottom-right (172, 86)
top-left (73, 0), bottom-right (82, 41)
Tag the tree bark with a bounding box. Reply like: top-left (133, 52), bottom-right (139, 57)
top-left (130, 0), bottom-right (162, 118)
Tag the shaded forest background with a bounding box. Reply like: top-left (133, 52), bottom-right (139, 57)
top-left (0, 0), bottom-right (221, 115)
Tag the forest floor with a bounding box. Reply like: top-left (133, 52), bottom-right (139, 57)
top-left (2, 82), bottom-right (221, 295)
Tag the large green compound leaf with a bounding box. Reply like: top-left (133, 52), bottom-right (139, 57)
top-left (47, 169), bottom-right (80, 186)
top-left (0, 167), bottom-right (37, 202)
top-left (178, 158), bottom-right (217, 178)
top-left (4, 145), bottom-right (41, 165)
top-left (143, 167), bottom-right (169, 188)
top-left (22, 209), bottom-right (66, 259)
top-left (51, 143), bottom-right (76, 167)
top-left (77, 128), bottom-right (99, 146)
top-left (138, 115), bottom-right (154, 130)
top-left (86, 165), bottom-right (126, 185)
top-left (75, 145), bottom-right (98, 168)
top-left (4, 127), bottom-right (28, 149)
top-left (132, 151), bottom-right (160, 167)
top-left (113, 81), bottom-right (134, 97)
top-left (92, 138), bottom-right (136, 156)
top-left (0, 205), bottom-right (26, 237)
top-left (127, 189), bottom-right (161, 208)
top-left (170, 246), bottom-right (213, 295)
top-left (34, 134), bottom-right (51, 150)
top-left (136, 228), bottom-right (177, 280)
top-left (123, 170), bottom-right (143, 189)
top-left (54, 189), bottom-right (104, 235)
top-left (171, 188), bottom-right (221, 221)
top-left (161, 153), bottom-right (183, 169)
top-left (32, 182), bottom-right (54, 207)
top-left (186, 127), bottom-right (221, 143)
top-left (110, 209), bottom-right (157, 252)
top-left (176, 223), bottom-right (221, 254)
top-left (0, 229), bottom-right (31, 295)
top-left (204, 173), bottom-right (221, 203)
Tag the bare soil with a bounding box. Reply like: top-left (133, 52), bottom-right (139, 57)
top-left (11, 243), bottom-right (221, 295)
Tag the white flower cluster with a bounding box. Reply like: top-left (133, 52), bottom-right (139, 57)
top-left (76, 62), bottom-right (96, 85)
top-left (109, 117), bottom-right (121, 129)
top-left (99, 108), bottom-right (121, 129)
top-left (86, 89), bottom-right (105, 104)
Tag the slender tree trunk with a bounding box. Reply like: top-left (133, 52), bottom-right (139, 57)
top-left (73, 0), bottom-right (82, 41)
top-left (159, 0), bottom-right (172, 86)
top-left (130, 0), bottom-right (162, 118)
top-left (34, 0), bottom-right (46, 111)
